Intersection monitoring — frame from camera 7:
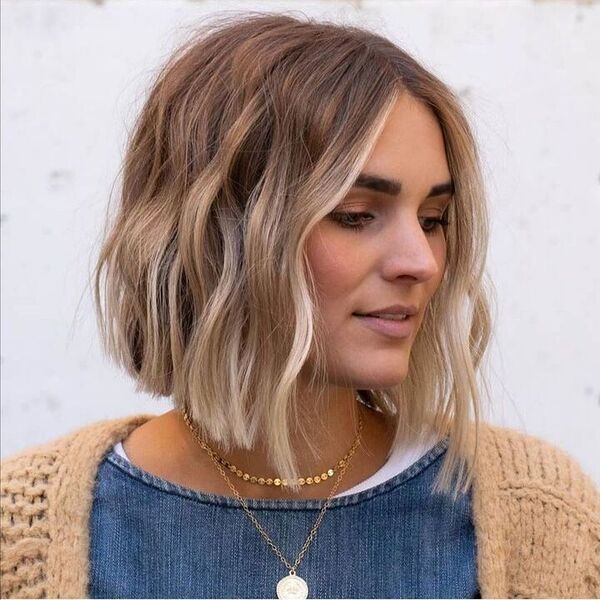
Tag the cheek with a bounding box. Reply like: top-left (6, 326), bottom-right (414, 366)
top-left (304, 231), bottom-right (363, 305)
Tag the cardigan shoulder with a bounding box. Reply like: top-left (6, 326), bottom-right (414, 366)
top-left (0, 414), bottom-right (155, 599)
top-left (474, 422), bottom-right (600, 598)
top-left (479, 421), bottom-right (598, 510)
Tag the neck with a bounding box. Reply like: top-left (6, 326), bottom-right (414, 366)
top-left (123, 390), bottom-right (397, 501)
top-left (182, 388), bottom-right (396, 500)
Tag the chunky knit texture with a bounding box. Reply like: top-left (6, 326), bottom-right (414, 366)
top-left (1, 414), bottom-right (598, 599)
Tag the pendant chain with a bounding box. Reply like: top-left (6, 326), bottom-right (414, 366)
top-left (181, 399), bottom-right (365, 576)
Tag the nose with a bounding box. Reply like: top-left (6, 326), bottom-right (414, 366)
top-left (379, 217), bottom-right (443, 283)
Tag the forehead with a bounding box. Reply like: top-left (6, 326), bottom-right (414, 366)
top-left (361, 94), bottom-right (450, 193)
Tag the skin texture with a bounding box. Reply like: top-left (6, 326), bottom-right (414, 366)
top-left (122, 93), bottom-right (452, 500)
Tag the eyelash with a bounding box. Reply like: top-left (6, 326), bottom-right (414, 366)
top-left (329, 211), bottom-right (450, 235)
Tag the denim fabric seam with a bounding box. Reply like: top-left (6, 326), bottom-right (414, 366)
top-left (102, 436), bottom-right (450, 511)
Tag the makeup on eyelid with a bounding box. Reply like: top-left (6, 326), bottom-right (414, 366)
top-left (330, 187), bottom-right (453, 233)
top-left (329, 210), bottom-right (450, 234)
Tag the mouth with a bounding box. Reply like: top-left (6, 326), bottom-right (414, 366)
top-left (353, 313), bottom-right (410, 321)
top-left (352, 313), bottom-right (415, 338)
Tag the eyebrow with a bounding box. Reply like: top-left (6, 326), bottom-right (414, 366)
top-left (352, 172), bottom-right (454, 198)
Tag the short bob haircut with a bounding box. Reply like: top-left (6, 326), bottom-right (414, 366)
top-left (92, 11), bottom-right (495, 501)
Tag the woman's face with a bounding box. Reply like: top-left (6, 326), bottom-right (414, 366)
top-left (304, 94), bottom-right (453, 388)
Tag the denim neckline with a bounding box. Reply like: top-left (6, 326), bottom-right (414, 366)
top-left (103, 436), bottom-right (450, 511)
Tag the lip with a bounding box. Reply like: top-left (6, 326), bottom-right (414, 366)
top-left (353, 313), bottom-right (415, 338)
top-left (355, 303), bottom-right (418, 317)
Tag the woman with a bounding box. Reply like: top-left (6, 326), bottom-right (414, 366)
top-left (1, 12), bottom-right (598, 599)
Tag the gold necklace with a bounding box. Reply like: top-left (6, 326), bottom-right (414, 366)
top-left (181, 401), bottom-right (365, 599)
top-left (190, 430), bottom-right (357, 488)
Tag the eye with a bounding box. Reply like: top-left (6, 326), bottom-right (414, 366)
top-left (329, 211), bottom-right (374, 231)
top-left (420, 215), bottom-right (450, 236)
top-left (329, 211), bottom-right (451, 235)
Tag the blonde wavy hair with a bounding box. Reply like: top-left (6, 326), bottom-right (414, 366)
top-left (92, 11), bottom-right (496, 500)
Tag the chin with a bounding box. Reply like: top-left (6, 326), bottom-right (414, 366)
top-left (353, 354), bottom-right (411, 388)
top-left (352, 369), bottom-right (409, 389)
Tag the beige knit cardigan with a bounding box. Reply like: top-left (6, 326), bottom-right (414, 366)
top-left (1, 414), bottom-right (598, 599)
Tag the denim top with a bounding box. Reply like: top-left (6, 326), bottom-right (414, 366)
top-left (89, 437), bottom-right (480, 598)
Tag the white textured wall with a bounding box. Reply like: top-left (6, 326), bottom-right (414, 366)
top-left (2, 0), bottom-right (599, 484)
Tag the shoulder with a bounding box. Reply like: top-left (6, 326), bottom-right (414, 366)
top-left (472, 421), bottom-right (599, 598)
top-left (0, 413), bottom-right (155, 599)
top-left (476, 421), bottom-right (598, 511)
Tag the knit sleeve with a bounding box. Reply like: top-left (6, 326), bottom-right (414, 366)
top-left (0, 444), bottom-right (61, 599)
top-left (489, 425), bottom-right (600, 598)
top-left (578, 468), bottom-right (599, 597)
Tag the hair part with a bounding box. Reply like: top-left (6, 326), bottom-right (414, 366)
top-left (91, 10), bottom-right (496, 501)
